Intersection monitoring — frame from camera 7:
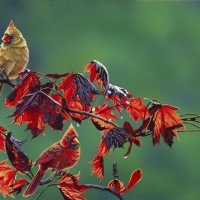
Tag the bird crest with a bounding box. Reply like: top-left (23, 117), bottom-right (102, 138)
top-left (9, 20), bottom-right (15, 28)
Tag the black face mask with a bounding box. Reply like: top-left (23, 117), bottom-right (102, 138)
top-left (68, 136), bottom-right (80, 150)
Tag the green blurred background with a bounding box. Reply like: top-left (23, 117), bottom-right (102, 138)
top-left (0, 1), bottom-right (200, 199)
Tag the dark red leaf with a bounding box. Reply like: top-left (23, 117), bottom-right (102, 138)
top-left (4, 70), bottom-right (40, 108)
top-left (9, 91), bottom-right (68, 138)
top-left (84, 60), bottom-right (109, 89)
top-left (104, 84), bottom-right (131, 114)
top-left (123, 122), bottom-right (142, 157)
top-left (103, 127), bottom-right (130, 149)
top-left (5, 132), bottom-right (32, 174)
top-left (123, 141), bottom-right (133, 158)
top-left (121, 169), bottom-right (142, 194)
top-left (58, 73), bottom-right (99, 105)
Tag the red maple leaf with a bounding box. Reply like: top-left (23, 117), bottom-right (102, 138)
top-left (88, 139), bottom-right (110, 180)
top-left (0, 160), bottom-right (16, 198)
top-left (88, 156), bottom-right (104, 181)
top-left (9, 91), bottom-right (68, 138)
top-left (147, 100), bottom-right (185, 146)
top-left (0, 126), bottom-right (7, 152)
top-left (126, 97), bottom-right (150, 122)
top-left (84, 60), bottom-right (109, 90)
top-left (58, 73), bottom-right (99, 105)
top-left (58, 172), bottom-right (87, 200)
top-left (91, 103), bottom-right (118, 130)
top-left (10, 178), bottom-right (27, 195)
top-left (4, 70), bottom-right (40, 108)
top-left (105, 84), bottom-right (131, 114)
top-left (107, 169), bottom-right (142, 195)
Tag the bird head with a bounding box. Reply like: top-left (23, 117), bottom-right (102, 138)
top-left (2, 21), bottom-right (25, 46)
top-left (60, 124), bottom-right (80, 150)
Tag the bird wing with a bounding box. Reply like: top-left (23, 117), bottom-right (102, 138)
top-left (35, 143), bottom-right (64, 165)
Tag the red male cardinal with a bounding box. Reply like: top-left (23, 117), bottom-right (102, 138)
top-left (0, 20), bottom-right (29, 93)
top-left (23, 124), bottom-right (80, 197)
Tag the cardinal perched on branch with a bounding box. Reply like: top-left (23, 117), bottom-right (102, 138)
top-left (23, 124), bottom-right (80, 197)
top-left (0, 20), bottom-right (29, 93)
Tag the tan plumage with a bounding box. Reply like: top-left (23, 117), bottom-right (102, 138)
top-left (0, 20), bottom-right (29, 93)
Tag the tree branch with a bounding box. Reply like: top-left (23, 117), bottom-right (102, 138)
top-left (84, 184), bottom-right (124, 200)
top-left (67, 107), bottom-right (118, 128)
top-left (0, 68), bottom-right (18, 87)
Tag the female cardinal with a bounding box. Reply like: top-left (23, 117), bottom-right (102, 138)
top-left (23, 124), bottom-right (80, 197)
top-left (0, 20), bottom-right (29, 93)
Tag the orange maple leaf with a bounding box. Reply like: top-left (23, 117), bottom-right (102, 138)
top-left (0, 160), bottom-right (16, 198)
top-left (126, 97), bottom-right (150, 122)
top-left (91, 103), bottom-right (118, 130)
top-left (58, 172), bottom-right (87, 200)
top-left (68, 96), bottom-right (91, 123)
top-left (148, 101), bottom-right (184, 146)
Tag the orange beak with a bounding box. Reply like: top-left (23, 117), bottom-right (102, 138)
top-left (71, 137), bottom-right (79, 145)
top-left (2, 34), bottom-right (10, 43)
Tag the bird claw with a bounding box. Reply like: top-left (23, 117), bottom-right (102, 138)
top-left (0, 68), bottom-right (18, 87)
top-left (0, 68), bottom-right (6, 74)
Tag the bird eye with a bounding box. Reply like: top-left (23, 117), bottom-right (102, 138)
top-left (11, 34), bottom-right (16, 39)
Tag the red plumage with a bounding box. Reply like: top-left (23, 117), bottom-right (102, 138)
top-left (23, 124), bottom-right (80, 197)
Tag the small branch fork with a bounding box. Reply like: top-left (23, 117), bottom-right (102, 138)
top-left (33, 170), bottom-right (124, 200)
top-left (180, 113), bottom-right (200, 133)
top-left (84, 184), bottom-right (124, 200)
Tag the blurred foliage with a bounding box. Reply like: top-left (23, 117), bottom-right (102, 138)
top-left (0, 0), bottom-right (200, 200)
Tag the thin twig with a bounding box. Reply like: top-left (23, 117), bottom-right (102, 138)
top-left (34, 72), bottom-right (60, 92)
top-left (25, 172), bottom-right (33, 180)
top-left (180, 113), bottom-right (200, 117)
top-left (0, 78), bottom-right (17, 87)
top-left (35, 184), bottom-right (57, 200)
top-left (178, 130), bottom-right (200, 133)
top-left (183, 121), bottom-right (200, 129)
